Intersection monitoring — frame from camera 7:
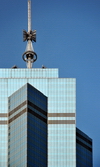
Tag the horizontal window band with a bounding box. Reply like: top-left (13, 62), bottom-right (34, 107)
top-left (0, 113), bottom-right (8, 117)
top-left (76, 139), bottom-right (92, 152)
top-left (48, 113), bottom-right (75, 117)
top-left (48, 120), bottom-right (75, 124)
top-left (9, 101), bottom-right (27, 116)
top-left (8, 108), bottom-right (47, 124)
top-left (28, 101), bottom-right (47, 116)
top-left (8, 109), bottom-right (26, 123)
top-left (9, 100), bottom-right (47, 117)
top-left (76, 132), bottom-right (92, 145)
top-left (28, 108), bottom-right (47, 124)
top-left (0, 112), bottom-right (75, 120)
top-left (0, 120), bottom-right (8, 124)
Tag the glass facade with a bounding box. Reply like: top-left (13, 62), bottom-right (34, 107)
top-left (76, 128), bottom-right (93, 167)
top-left (47, 79), bottom-right (76, 167)
top-left (8, 83), bottom-right (47, 166)
top-left (27, 84), bottom-right (47, 166)
top-left (0, 68), bottom-right (76, 166)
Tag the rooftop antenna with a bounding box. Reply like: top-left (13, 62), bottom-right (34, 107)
top-left (22, 0), bottom-right (37, 68)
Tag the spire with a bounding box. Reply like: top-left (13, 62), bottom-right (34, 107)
top-left (28, 0), bottom-right (31, 32)
top-left (22, 0), bottom-right (37, 69)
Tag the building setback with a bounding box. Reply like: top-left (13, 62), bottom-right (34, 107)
top-left (76, 128), bottom-right (93, 167)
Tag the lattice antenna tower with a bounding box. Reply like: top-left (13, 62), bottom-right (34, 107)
top-left (22, 0), bottom-right (37, 68)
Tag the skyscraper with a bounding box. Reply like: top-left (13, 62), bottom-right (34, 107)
top-left (0, 69), bottom-right (92, 167)
top-left (0, 0), bottom-right (92, 166)
top-left (8, 83), bottom-right (47, 166)
top-left (0, 68), bottom-right (76, 167)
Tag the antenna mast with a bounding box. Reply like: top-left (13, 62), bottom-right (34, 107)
top-left (28, 0), bottom-right (31, 32)
top-left (22, 0), bottom-right (37, 69)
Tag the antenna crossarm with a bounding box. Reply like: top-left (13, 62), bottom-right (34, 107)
top-left (23, 30), bottom-right (36, 42)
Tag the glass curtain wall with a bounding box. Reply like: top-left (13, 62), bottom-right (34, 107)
top-left (0, 69), bottom-right (76, 167)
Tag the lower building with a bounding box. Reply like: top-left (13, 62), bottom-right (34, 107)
top-left (8, 83), bottom-right (47, 166)
top-left (76, 128), bottom-right (93, 167)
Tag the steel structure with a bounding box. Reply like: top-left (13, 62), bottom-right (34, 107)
top-left (23, 0), bottom-right (37, 68)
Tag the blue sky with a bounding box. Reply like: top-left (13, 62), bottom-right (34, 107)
top-left (0, 0), bottom-right (100, 166)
